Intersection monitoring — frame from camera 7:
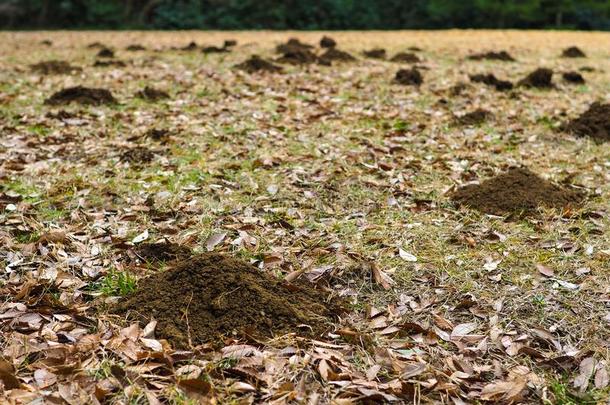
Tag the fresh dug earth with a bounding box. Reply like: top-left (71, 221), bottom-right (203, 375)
top-left (276, 49), bottom-right (319, 65)
top-left (113, 253), bottom-right (343, 348)
top-left (469, 73), bottom-right (513, 91)
top-left (30, 60), bottom-right (82, 75)
top-left (235, 55), bottom-right (282, 73)
top-left (394, 67), bottom-right (422, 86)
top-left (44, 86), bottom-right (117, 105)
top-left (518, 68), bottom-right (554, 88)
top-left (319, 48), bottom-right (356, 63)
top-left (97, 47), bottom-right (115, 58)
top-left (562, 102), bottom-right (610, 142)
top-left (319, 35), bottom-right (336, 48)
top-left (562, 46), bottom-right (586, 58)
top-left (451, 167), bottom-right (584, 216)
top-left (563, 71), bottom-right (585, 84)
top-left (93, 59), bottom-right (126, 67)
top-left (363, 48), bottom-right (386, 59)
top-left (467, 50), bottom-right (515, 61)
top-left (390, 52), bottom-right (420, 63)
top-left (120, 146), bottom-right (155, 163)
top-left (276, 38), bottom-right (313, 54)
top-left (136, 86), bottom-right (170, 101)
top-left (454, 108), bottom-right (492, 126)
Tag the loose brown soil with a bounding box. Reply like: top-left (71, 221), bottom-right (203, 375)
top-left (276, 38), bottom-right (313, 54)
top-left (562, 71), bottom-right (585, 84)
top-left (449, 82), bottom-right (470, 96)
top-left (455, 108), bottom-right (492, 126)
top-left (145, 128), bottom-right (171, 142)
top-left (93, 60), bottom-right (126, 68)
top-left (126, 44), bottom-right (146, 51)
top-left (87, 42), bottom-right (105, 49)
top-left (235, 55), bottom-right (283, 73)
top-left (320, 36), bottom-right (337, 48)
top-left (450, 167), bottom-right (584, 216)
top-left (469, 73), bottom-right (513, 91)
top-left (562, 46), bottom-right (586, 58)
top-left (44, 86), bottom-right (117, 106)
top-left (394, 68), bottom-right (423, 86)
top-left (363, 48), bottom-right (386, 59)
top-left (181, 41), bottom-right (198, 51)
top-left (518, 68), bottom-right (554, 88)
top-left (561, 102), bottom-right (610, 142)
top-left (319, 48), bottom-right (356, 64)
top-left (467, 51), bottom-right (515, 61)
top-left (202, 45), bottom-right (230, 54)
top-left (30, 60), bottom-right (82, 75)
top-left (223, 39), bottom-right (237, 48)
top-left (112, 253), bottom-right (344, 348)
top-left (136, 86), bottom-right (170, 101)
top-left (97, 48), bottom-right (115, 58)
top-left (390, 52), bottom-right (420, 63)
top-left (120, 146), bottom-right (155, 163)
top-left (133, 242), bottom-right (191, 264)
top-left (276, 49), bottom-right (319, 65)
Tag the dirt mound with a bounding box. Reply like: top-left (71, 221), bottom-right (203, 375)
top-left (97, 48), bottom-right (114, 58)
top-left (469, 73), bottom-right (513, 91)
top-left (455, 109), bottom-right (492, 126)
top-left (44, 86), bottom-right (117, 106)
top-left (224, 39), bottom-right (237, 48)
top-left (562, 102), bottom-right (610, 142)
top-left (126, 44), bottom-right (146, 51)
top-left (562, 71), bottom-right (585, 84)
top-left (112, 253), bottom-right (343, 348)
top-left (145, 128), bottom-right (171, 142)
top-left (30, 60), bottom-right (82, 75)
top-left (449, 82), bottom-right (470, 96)
top-left (133, 242), bottom-right (191, 264)
top-left (363, 48), bottom-right (386, 59)
top-left (181, 41), bottom-right (198, 51)
top-left (320, 36), bottom-right (337, 48)
top-left (136, 86), bottom-right (169, 101)
top-left (319, 48), bottom-right (356, 64)
top-left (93, 60), bottom-right (126, 67)
top-left (518, 68), bottom-right (554, 88)
top-left (121, 147), bottom-right (155, 163)
top-left (235, 55), bottom-right (283, 73)
top-left (394, 68), bottom-right (423, 86)
top-left (451, 167), bottom-right (584, 216)
top-left (276, 38), bottom-right (313, 54)
top-left (276, 49), bottom-right (319, 65)
top-left (41, 39), bottom-right (53, 46)
top-left (562, 46), bottom-right (586, 58)
top-left (87, 42), bottom-right (105, 49)
top-left (202, 45), bottom-right (229, 54)
top-left (390, 52), bottom-right (420, 63)
top-left (579, 66), bottom-right (595, 72)
top-left (468, 51), bottom-right (515, 61)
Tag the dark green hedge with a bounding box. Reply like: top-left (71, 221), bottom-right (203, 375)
top-left (2, 0), bottom-right (610, 30)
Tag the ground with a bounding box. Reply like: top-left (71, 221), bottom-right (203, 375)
top-left (0, 30), bottom-right (609, 404)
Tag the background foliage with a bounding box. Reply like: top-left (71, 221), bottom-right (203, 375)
top-left (1, 0), bottom-right (610, 30)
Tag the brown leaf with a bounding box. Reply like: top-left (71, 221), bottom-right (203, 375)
top-left (594, 365), bottom-right (609, 389)
top-left (370, 262), bottom-right (394, 290)
top-left (178, 378), bottom-right (212, 395)
top-left (480, 378), bottom-right (526, 402)
top-left (0, 358), bottom-right (20, 389)
top-left (536, 263), bottom-right (554, 277)
top-left (574, 357), bottom-right (596, 392)
top-left (205, 232), bottom-right (227, 251)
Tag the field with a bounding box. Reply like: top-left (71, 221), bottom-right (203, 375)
top-left (0, 30), bottom-right (609, 403)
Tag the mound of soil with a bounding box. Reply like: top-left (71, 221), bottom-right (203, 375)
top-left (121, 147), bottom-right (155, 163)
top-left (320, 36), bottom-right (337, 48)
top-left (44, 86), bottom-right (117, 106)
top-left (408, 46), bottom-right (423, 52)
top-left (363, 48), bottom-right (386, 59)
top-left (41, 39), bottom-right (53, 46)
top-left (562, 71), bottom-right (585, 84)
top-left (93, 60), bottom-right (126, 68)
top-left (518, 68), bottom-right (554, 88)
top-left (112, 253), bottom-right (343, 348)
top-left (202, 45), bottom-right (230, 54)
top-left (394, 68), bottom-right (423, 86)
top-left (469, 73), bottom-right (513, 91)
top-left (455, 109), bottom-right (492, 126)
top-left (181, 41), bottom-right (198, 51)
top-left (449, 82), bottom-right (470, 96)
top-left (126, 44), bottom-right (146, 51)
top-left (319, 48), bottom-right (356, 64)
top-left (235, 55), bottom-right (283, 73)
top-left (579, 66), bottom-right (595, 72)
top-left (136, 86), bottom-right (170, 101)
top-left (276, 38), bottom-right (313, 54)
top-left (390, 52), bottom-right (420, 63)
top-left (562, 46), bottom-right (586, 58)
top-left (561, 102), bottom-right (610, 142)
top-left (468, 51), bottom-right (515, 61)
top-left (30, 60), bottom-right (82, 75)
top-left (451, 167), bottom-right (584, 216)
top-left (97, 48), bottom-right (115, 58)
top-left (276, 49), bottom-right (319, 65)
top-left (133, 242), bottom-right (191, 264)
top-left (145, 128), bottom-right (171, 142)
top-left (224, 39), bottom-right (237, 48)
top-left (87, 42), bottom-right (105, 49)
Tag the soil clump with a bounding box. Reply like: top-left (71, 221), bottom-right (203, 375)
top-left (450, 167), bottom-right (584, 216)
top-left (276, 38), bottom-right (313, 54)
top-left (562, 71), bottom-right (585, 84)
top-left (235, 55), bottom-right (283, 73)
top-left (44, 86), bottom-right (117, 106)
top-left (562, 46), bottom-right (586, 58)
top-left (126, 44), bottom-right (146, 51)
top-left (561, 102), bottom-right (610, 142)
top-left (455, 109), bottom-right (492, 126)
top-left (93, 60), bottom-right (126, 67)
top-left (394, 68), bottom-right (423, 86)
top-left (133, 242), bottom-right (191, 264)
top-left (320, 36), bottom-right (337, 48)
top-left (120, 147), bottom-right (155, 163)
top-left (469, 73), bottom-right (513, 91)
top-left (319, 48), bottom-right (356, 64)
top-left (30, 60), bottom-right (82, 75)
top-left (276, 49), bottom-right (319, 65)
top-left (363, 48), bottom-right (386, 59)
top-left (136, 86), bottom-right (170, 101)
top-left (97, 48), bottom-right (115, 58)
top-left (390, 52), bottom-right (420, 63)
top-left (518, 68), bottom-right (554, 88)
top-left (467, 51), bottom-right (515, 61)
top-left (112, 253), bottom-right (344, 348)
